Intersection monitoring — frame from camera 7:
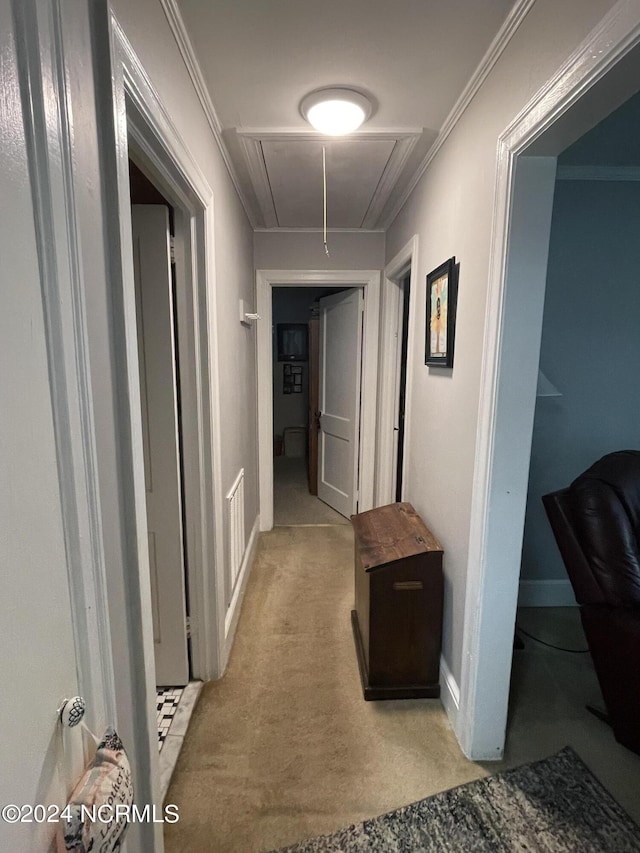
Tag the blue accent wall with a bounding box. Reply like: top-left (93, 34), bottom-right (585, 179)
top-left (521, 179), bottom-right (640, 581)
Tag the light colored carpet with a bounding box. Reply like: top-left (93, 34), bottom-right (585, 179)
top-left (164, 530), bottom-right (640, 852)
top-left (163, 526), bottom-right (481, 852)
top-left (493, 606), bottom-right (640, 826)
top-left (273, 457), bottom-right (348, 526)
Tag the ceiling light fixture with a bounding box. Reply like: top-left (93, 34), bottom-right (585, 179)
top-left (300, 87), bottom-right (372, 135)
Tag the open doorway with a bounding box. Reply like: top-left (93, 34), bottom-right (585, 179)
top-left (128, 160), bottom-right (202, 762)
top-left (256, 269), bottom-right (380, 531)
top-left (505, 89), bottom-right (640, 787)
top-left (394, 271), bottom-right (411, 502)
top-left (94, 30), bottom-right (227, 809)
top-left (459, 29), bottom-right (640, 763)
top-left (272, 286), bottom-right (353, 525)
top-left (376, 236), bottom-right (419, 507)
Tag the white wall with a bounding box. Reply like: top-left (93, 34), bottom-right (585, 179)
top-left (386, 0), bottom-right (618, 684)
top-left (110, 0), bottom-right (259, 561)
top-left (254, 230), bottom-right (385, 271)
top-left (521, 179), bottom-right (640, 582)
top-left (0, 5), bottom-right (82, 848)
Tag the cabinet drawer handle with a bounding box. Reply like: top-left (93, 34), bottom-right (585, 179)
top-left (393, 581), bottom-right (423, 591)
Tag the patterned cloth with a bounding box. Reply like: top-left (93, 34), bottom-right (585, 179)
top-left (58, 728), bottom-right (133, 852)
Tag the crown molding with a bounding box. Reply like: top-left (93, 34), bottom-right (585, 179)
top-left (381, 0), bottom-right (537, 230)
top-left (159, 0), bottom-right (256, 226)
top-left (361, 136), bottom-right (418, 228)
top-left (160, 0), bottom-right (535, 234)
top-left (238, 136), bottom-right (278, 228)
top-left (556, 164), bottom-right (640, 180)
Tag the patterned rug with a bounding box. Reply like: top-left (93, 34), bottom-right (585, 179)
top-left (271, 748), bottom-right (640, 852)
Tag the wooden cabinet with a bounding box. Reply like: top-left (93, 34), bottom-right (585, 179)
top-left (350, 502), bottom-right (443, 700)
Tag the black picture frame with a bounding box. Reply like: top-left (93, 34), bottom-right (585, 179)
top-left (425, 257), bottom-right (458, 368)
top-left (283, 363), bottom-right (304, 394)
top-left (277, 323), bottom-right (308, 362)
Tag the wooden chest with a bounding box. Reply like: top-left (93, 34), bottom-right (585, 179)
top-left (350, 502), bottom-right (443, 700)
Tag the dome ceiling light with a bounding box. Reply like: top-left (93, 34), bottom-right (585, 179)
top-left (300, 87), bottom-right (372, 136)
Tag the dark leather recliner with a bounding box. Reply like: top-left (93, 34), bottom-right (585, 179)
top-left (543, 450), bottom-right (640, 755)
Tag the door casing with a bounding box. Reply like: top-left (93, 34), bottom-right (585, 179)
top-left (256, 270), bottom-right (380, 531)
top-left (458, 3), bottom-right (640, 761)
top-left (376, 236), bottom-right (419, 506)
top-left (77, 17), bottom-right (228, 845)
top-left (111, 19), bottom-right (226, 684)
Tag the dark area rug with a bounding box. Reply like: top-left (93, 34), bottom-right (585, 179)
top-left (270, 747), bottom-right (640, 852)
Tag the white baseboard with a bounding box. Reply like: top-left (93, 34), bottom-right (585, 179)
top-left (222, 515), bottom-right (260, 671)
top-left (439, 654), bottom-right (460, 731)
top-left (518, 579), bottom-right (577, 607)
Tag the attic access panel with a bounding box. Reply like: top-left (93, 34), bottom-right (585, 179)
top-left (261, 138), bottom-right (395, 228)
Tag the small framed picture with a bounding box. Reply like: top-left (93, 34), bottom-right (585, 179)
top-left (277, 324), bottom-right (308, 362)
top-left (283, 363), bottom-right (304, 394)
top-left (425, 257), bottom-right (458, 368)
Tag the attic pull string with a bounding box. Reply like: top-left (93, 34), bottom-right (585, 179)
top-left (322, 145), bottom-right (330, 257)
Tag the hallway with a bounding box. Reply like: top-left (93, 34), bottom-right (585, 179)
top-left (164, 526), bottom-right (640, 851)
top-left (163, 525), bottom-right (479, 852)
top-left (273, 458), bottom-right (348, 526)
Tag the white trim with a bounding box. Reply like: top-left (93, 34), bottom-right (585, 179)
top-left (83, 15), bottom-right (228, 846)
top-left (90, 9), bottom-right (164, 848)
top-left (223, 515), bottom-right (260, 669)
top-left (439, 655), bottom-right (461, 731)
top-left (239, 135), bottom-right (278, 228)
top-left (518, 580), bottom-right (577, 607)
top-left (238, 130), bottom-right (419, 229)
top-left (111, 16), bottom-right (226, 685)
top-left (154, 0), bottom-right (534, 233)
top-left (256, 269), bottom-right (380, 531)
top-left (254, 227), bottom-right (386, 234)
top-left (14, 0), bottom-right (116, 732)
top-left (238, 128), bottom-right (424, 139)
top-left (459, 0), bottom-right (640, 761)
top-left (557, 164), bottom-right (640, 181)
top-left (381, 0), bottom-right (536, 229)
top-left (362, 136), bottom-right (419, 229)
top-left (376, 236), bottom-right (419, 505)
top-left (158, 0), bottom-right (254, 226)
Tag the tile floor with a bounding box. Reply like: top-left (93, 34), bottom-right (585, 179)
top-left (157, 682), bottom-right (204, 801)
top-left (156, 687), bottom-right (184, 751)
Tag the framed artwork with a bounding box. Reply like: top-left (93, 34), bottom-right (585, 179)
top-left (277, 323), bottom-right (308, 362)
top-left (425, 257), bottom-right (458, 367)
top-left (283, 363), bottom-right (304, 394)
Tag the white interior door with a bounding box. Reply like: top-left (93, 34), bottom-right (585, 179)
top-left (132, 204), bottom-right (189, 686)
top-left (318, 288), bottom-right (364, 518)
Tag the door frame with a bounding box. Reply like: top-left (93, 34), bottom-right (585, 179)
top-left (459, 0), bottom-right (640, 759)
top-left (72, 14), bottom-right (227, 837)
top-left (256, 270), bottom-right (380, 530)
top-left (376, 236), bottom-right (419, 505)
top-left (111, 15), bottom-right (226, 683)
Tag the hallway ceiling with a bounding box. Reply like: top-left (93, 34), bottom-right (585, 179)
top-left (177, 0), bottom-right (517, 230)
